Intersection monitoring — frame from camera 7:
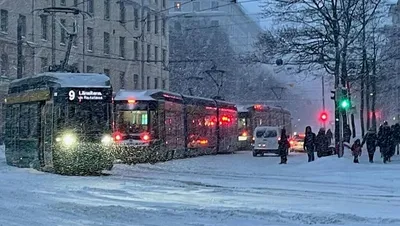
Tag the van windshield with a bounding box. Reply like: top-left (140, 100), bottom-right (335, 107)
top-left (255, 130), bottom-right (265, 138)
top-left (264, 130), bottom-right (278, 138)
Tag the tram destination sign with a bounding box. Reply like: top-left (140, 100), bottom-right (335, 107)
top-left (66, 89), bottom-right (108, 102)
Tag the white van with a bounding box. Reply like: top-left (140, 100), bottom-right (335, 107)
top-left (252, 126), bottom-right (282, 157)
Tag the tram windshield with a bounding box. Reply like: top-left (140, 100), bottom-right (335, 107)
top-left (56, 102), bottom-right (111, 134)
top-left (116, 110), bottom-right (148, 134)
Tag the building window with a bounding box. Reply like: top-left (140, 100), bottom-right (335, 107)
top-left (19, 15), bottom-right (26, 37)
top-left (162, 80), bottom-right (166, 89)
top-left (146, 76), bottom-right (150, 89)
top-left (1, 10), bottom-right (8, 32)
top-left (147, 12), bottom-right (151, 32)
top-left (120, 72), bottom-right (125, 89)
top-left (87, 27), bottom-right (93, 51)
top-left (40, 57), bottom-right (48, 72)
top-left (104, 32), bottom-right (110, 54)
top-left (211, 20), bottom-right (219, 27)
top-left (193, 1), bottom-right (200, 11)
top-left (162, 18), bottom-right (166, 36)
top-left (134, 40), bottom-right (139, 60)
top-left (154, 46), bottom-right (159, 64)
top-left (134, 7), bottom-right (139, 29)
top-left (120, 1), bottom-right (126, 24)
top-left (174, 2), bottom-right (182, 11)
top-left (104, 68), bottom-right (110, 77)
top-left (154, 78), bottom-right (159, 89)
top-left (163, 0), bottom-right (166, 8)
top-left (40, 15), bottom-right (48, 40)
top-left (104, 0), bottom-right (110, 20)
top-left (61, 0), bottom-right (66, 6)
top-left (60, 19), bottom-right (66, 44)
top-left (162, 49), bottom-right (167, 65)
top-left (141, 74), bottom-right (144, 89)
top-left (147, 44), bottom-right (151, 62)
top-left (119, 36), bottom-right (125, 58)
top-left (211, 1), bottom-right (219, 11)
top-left (133, 74), bottom-right (139, 89)
top-left (154, 15), bottom-right (159, 34)
top-left (87, 0), bottom-right (94, 15)
top-left (1, 53), bottom-right (8, 75)
top-left (86, 65), bottom-right (93, 73)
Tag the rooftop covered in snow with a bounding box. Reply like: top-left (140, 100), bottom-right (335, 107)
top-left (9, 73), bottom-right (111, 92)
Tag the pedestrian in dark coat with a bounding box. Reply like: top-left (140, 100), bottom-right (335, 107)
top-left (393, 123), bottom-right (400, 155)
top-left (279, 128), bottom-right (290, 164)
top-left (351, 139), bottom-right (362, 163)
top-left (361, 128), bottom-right (377, 163)
top-left (326, 129), bottom-right (333, 146)
top-left (343, 125), bottom-right (351, 143)
top-left (378, 122), bottom-right (392, 163)
top-left (389, 125), bottom-right (397, 161)
top-left (303, 126), bottom-right (316, 162)
top-left (315, 128), bottom-right (328, 158)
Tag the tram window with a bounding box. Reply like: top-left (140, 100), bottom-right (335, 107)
top-left (117, 110), bottom-right (148, 133)
top-left (238, 118), bottom-right (246, 129)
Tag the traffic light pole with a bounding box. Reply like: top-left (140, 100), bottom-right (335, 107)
top-left (336, 87), bottom-right (344, 158)
top-left (322, 75), bottom-right (326, 129)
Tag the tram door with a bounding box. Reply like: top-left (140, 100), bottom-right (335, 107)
top-left (40, 102), bottom-right (54, 169)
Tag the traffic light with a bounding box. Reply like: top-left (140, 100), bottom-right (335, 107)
top-left (339, 98), bottom-right (351, 110)
top-left (319, 111), bottom-right (328, 122)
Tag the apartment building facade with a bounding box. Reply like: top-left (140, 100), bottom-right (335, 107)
top-left (0, 0), bottom-right (169, 93)
top-left (169, 0), bottom-right (261, 54)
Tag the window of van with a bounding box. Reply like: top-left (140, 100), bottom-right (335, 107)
top-left (263, 130), bottom-right (278, 138)
top-left (255, 130), bottom-right (265, 138)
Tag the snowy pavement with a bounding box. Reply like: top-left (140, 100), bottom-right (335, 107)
top-left (1, 147), bottom-right (400, 226)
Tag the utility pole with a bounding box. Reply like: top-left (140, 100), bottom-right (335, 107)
top-left (51, 0), bottom-right (56, 65)
top-left (141, 0), bottom-right (146, 89)
top-left (17, 17), bottom-right (23, 79)
top-left (31, 0), bottom-right (36, 74)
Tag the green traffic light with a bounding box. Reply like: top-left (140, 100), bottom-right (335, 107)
top-left (340, 99), bottom-right (350, 109)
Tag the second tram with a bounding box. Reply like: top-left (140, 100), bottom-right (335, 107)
top-left (112, 90), bottom-right (237, 163)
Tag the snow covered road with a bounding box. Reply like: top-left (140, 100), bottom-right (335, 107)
top-left (1, 147), bottom-right (400, 226)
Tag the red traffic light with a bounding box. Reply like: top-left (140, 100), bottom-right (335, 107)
top-left (319, 111), bottom-right (328, 122)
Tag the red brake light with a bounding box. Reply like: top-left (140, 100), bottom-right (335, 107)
top-left (141, 133), bottom-right (151, 142)
top-left (242, 131), bottom-right (248, 136)
top-left (289, 140), bottom-right (294, 145)
top-left (113, 132), bottom-right (122, 141)
top-left (128, 99), bottom-right (136, 104)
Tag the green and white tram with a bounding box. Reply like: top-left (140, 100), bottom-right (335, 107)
top-left (4, 72), bottom-right (114, 175)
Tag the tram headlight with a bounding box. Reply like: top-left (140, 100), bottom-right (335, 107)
top-left (56, 133), bottom-right (77, 147)
top-left (101, 134), bottom-right (113, 145)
